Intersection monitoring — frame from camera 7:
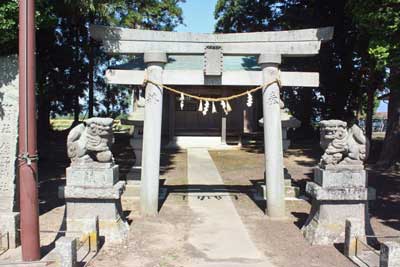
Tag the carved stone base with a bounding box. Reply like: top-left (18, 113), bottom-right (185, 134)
top-left (314, 167), bottom-right (366, 188)
top-left (0, 212), bottom-right (20, 249)
top-left (302, 167), bottom-right (373, 245)
top-left (302, 197), bottom-right (368, 245)
top-left (66, 199), bottom-right (129, 242)
top-left (64, 164), bottom-right (129, 243)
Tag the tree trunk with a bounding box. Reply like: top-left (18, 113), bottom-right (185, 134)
top-left (88, 42), bottom-right (94, 118)
top-left (72, 18), bottom-right (81, 125)
top-left (37, 84), bottom-right (51, 140)
top-left (299, 88), bottom-right (314, 135)
top-left (73, 94), bottom-right (80, 123)
top-left (378, 88), bottom-right (400, 166)
top-left (365, 88), bottom-right (375, 142)
top-left (88, 14), bottom-right (95, 118)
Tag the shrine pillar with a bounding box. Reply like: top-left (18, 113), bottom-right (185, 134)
top-left (259, 54), bottom-right (286, 219)
top-left (141, 52), bottom-right (167, 216)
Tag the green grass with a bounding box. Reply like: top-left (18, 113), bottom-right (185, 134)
top-left (50, 119), bottom-right (131, 133)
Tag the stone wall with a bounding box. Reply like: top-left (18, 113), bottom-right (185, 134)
top-left (0, 55), bottom-right (20, 248)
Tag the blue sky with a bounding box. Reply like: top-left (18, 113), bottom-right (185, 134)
top-left (176, 0), bottom-right (217, 33)
top-left (377, 99), bottom-right (388, 112)
top-left (175, 1), bottom-right (387, 112)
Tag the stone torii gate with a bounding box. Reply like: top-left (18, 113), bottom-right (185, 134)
top-left (90, 25), bottom-right (333, 218)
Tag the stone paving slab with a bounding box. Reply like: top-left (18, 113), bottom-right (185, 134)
top-left (187, 148), bottom-right (275, 266)
top-left (193, 263), bottom-right (270, 267)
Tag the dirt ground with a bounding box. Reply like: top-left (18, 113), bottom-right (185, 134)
top-left (2, 132), bottom-right (399, 266)
top-left (209, 148), bottom-right (356, 267)
top-left (83, 142), bottom-right (356, 267)
top-left (89, 136), bottom-right (400, 267)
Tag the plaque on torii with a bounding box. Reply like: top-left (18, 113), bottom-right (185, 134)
top-left (90, 25), bottom-right (334, 218)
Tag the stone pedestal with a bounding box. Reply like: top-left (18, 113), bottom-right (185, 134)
top-left (64, 163), bottom-right (129, 242)
top-left (302, 166), bottom-right (373, 245)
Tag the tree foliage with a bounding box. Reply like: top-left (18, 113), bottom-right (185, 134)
top-left (215, 0), bottom-right (399, 164)
top-left (0, 0), bottom-right (184, 133)
top-left (0, 0), bottom-right (56, 55)
top-left (0, 0), bottom-right (18, 54)
top-left (349, 0), bottom-right (400, 71)
top-left (349, 0), bottom-right (400, 165)
top-left (215, 0), bottom-right (280, 32)
top-left (215, 0), bottom-right (386, 131)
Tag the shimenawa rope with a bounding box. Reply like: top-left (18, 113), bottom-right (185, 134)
top-left (142, 78), bottom-right (281, 102)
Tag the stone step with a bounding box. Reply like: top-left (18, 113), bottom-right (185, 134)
top-left (260, 184), bottom-right (300, 199)
top-left (122, 183), bottom-right (140, 198)
top-left (166, 136), bottom-right (236, 149)
top-left (193, 261), bottom-right (273, 267)
top-left (122, 184), bottom-right (301, 201)
top-left (285, 186), bottom-right (300, 198)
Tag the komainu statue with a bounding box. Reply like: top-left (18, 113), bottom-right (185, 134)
top-left (319, 120), bottom-right (369, 168)
top-left (67, 117), bottom-right (114, 163)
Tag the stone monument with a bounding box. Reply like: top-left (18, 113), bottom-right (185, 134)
top-left (302, 120), bottom-right (374, 245)
top-left (121, 94), bottom-right (145, 199)
top-left (280, 108), bottom-right (301, 151)
top-left (259, 105), bottom-right (301, 151)
top-left (259, 105), bottom-right (301, 199)
top-left (64, 117), bottom-right (129, 242)
top-left (0, 55), bottom-right (20, 249)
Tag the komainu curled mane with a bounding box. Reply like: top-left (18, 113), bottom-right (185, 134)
top-left (67, 117), bottom-right (114, 163)
top-left (319, 120), bottom-right (369, 168)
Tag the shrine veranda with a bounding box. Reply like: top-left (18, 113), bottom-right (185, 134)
top-left (91, 25), bottom-right (334, 217)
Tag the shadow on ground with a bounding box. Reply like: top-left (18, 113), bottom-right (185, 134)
top-left (160, 183), bottom-right (266, 213)
top-left (368, 166), bottom-right (400, 232)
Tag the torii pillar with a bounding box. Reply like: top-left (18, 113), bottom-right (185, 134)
top-left (140, 52), bottom-right (167, 216)
top-left (259, 54), bottom-right (286, 219)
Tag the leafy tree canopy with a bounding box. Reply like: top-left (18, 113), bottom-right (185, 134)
top-left (0, 0), bottom-right (184, 130)
top-left (349, 0), bottom-right (400, 71)
top-left (214, 0), bottom-right (387, 125)
top-left (0, 0), bottom-right (57, 55)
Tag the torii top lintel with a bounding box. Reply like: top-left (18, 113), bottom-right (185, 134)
top-left (90, 25), bottom-right (334, 56)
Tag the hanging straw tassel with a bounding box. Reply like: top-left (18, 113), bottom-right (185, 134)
top-left (220, 100), bottom-right (226, 110)
top-left (180, 93), bottom-right (184, 110)
top-left (198, 100), bottom-right (203, 112)
top-left (203, 100), bottom-right (210, 116)
top-left (221, 100), bottom-right (228, 115)
top-left (212, 102), bottom-right (217, 114)
top-left (246, 92), bottom-right (253, 107)
top-left (226, 100), bottom-right (232, 113)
